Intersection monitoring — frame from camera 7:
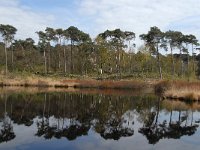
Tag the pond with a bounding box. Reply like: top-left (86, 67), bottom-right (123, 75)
top-left (0, 88), bottom-right (200, 150)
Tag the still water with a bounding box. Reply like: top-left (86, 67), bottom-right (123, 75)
top-left (0, 89), bottom-right (200, 150)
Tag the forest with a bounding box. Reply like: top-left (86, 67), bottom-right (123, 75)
top-left (0, 24), bottom-right (200, 80)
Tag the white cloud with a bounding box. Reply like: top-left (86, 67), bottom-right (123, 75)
top-left (1, 0), bottom-right (200, 49)
top-left (79, 0), bottom-right (200, 46)
top-left (0, 0), bottom-right (55, 41)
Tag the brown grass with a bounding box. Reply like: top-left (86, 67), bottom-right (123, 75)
top-left (0, 74), bottom-right (154, 91)
top-left (0, 75), bottom-right (69, 88)
top-left (156, 81), bottom-right (200, 101)
top-left (63, 79), bottom-right (149, 89)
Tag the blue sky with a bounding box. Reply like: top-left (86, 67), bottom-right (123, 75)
top-left (20, 0), bottom-right (76, 9)
top-left (0, 0), bottom-right (200, 49)
top-left (18, 0), bottom-right (95, 34)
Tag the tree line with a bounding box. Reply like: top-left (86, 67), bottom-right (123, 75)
top-left (0, 24), bottom-right (200, 79)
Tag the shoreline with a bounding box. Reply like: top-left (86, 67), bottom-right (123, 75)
top-left (1, 75), bottom-right (200, 101)
top-left (155, 81), bottom-right (200, 101)
top-left (0, 75), bottom-right (157, 89)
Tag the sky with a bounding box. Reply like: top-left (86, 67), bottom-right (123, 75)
top-left (0, 0), bottom-right (200, 49)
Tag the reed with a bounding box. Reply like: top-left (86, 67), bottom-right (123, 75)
top-left (63, 79), bottom-right (148, 89)
top-left (156, 81), bottom-right (200, 101)
top-left (0, 74), bottom-right (153, 90)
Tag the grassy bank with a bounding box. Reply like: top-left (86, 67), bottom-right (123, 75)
top-left (1, 73), bottom-right (200, 101)
top-left (0, 73), bottom-right (154, 90)
top-left (156, 81), bottom-right (200, 101)
top-left (0, 74), bottom-right (69, 88)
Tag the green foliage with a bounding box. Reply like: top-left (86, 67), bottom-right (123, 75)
top-left (0, 24), bottom-right (199, 80)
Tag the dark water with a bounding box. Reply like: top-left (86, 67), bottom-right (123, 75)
top-left (0, 90), bottom-right (200, 150)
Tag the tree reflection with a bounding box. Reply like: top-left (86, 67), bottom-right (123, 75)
top-left (0, 94), bottom-right (15, 143)
top-left (139, 99), bottom-right (199, 144)
top-left (0, 92), bottom-right (200, 144)
top-left (96, 118), bottom-right (134, 140)
top-left (35, 93), bottom-right (91, 140)
top-left (0, 116), bottom-right (15, 143)
top-left (94, 96), bottom-right (134, 140)
top-left (10, 94), bottom-right (34, 126)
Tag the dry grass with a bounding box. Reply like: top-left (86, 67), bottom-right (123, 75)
top-left (156, 81), bottom-right (200, 101)
top-left (63, 79), bottom-right (149, 90)
top-left (0, 74), bottom-right (69, 88)
top-left (0, 74), bottom-right (154, 91)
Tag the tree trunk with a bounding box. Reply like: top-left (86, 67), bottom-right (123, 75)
top-left (64, 46), bottom-right (67, 73)
top-left (187, 47), bottom-right (190, 81)
top-left (44, 49), bottom-right (47, 74)
top-left (116, 45), bottom-right (121, 78)
top-left (48, 44), bottom-right (51, 73)
top-left (191, 111), bottom-right (193, 126)
top-left (4, 94), bottom-right (7, 115)
top-left (58, 52), bottom-right (61, 69)
top-left (70, 40), bottom-right (73, 74)
top-left (170, 46), bottom-right (175, 79)
top-left (129, 55), bottom-right (132, 73)
top-left (156, 44), bottom-right (162, 79)
top-left (192, 44), bottom-right (195, 72)
top-left (117, 49), bottom-right (120, 75)
top-left (178, 111), bottom-right (181, 123)
top-left (180, 49), bottom-right (184, 77)
top-left (58, 39), bottom-right (61, 69)
top-left (155, 98), bottom-right (161, 125)
top-left (169, 109), bottom-right (172, 125)
top-left (11, 43), bottom-right (14, 69)
top-left (4, 41), bottom-right (8, 76)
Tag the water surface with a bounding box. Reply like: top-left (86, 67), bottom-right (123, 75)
top-left (0, 89), bottom-right (200, 150)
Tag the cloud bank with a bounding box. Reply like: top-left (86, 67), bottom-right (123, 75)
top-left (0, 0), bottom-right (200, 46)
top-left (0, 0), bottom-right (54, 40)
top-left (79, 0), bottom-right (200, 41)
